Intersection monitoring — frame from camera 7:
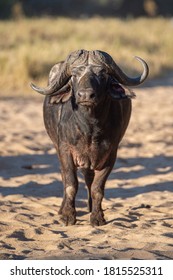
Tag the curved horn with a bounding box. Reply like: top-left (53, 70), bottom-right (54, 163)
top-left (90, 51), bottom-right (149, 87)
top-left (30, 62), bottom-right (70, 95)
top-left (30, 49), bottom-right (89, 96)
top-left (30, 81), bottom-right (57, 95)
top-left (112, 56), bottom-right (149, 86)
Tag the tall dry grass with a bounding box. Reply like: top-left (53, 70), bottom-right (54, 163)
top-left (0, 17), bottom-right (173, 97)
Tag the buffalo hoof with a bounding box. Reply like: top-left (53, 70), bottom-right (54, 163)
top-left (59, 208), bottom-right (76, 226)
top-left (90, 211), bottom-right (106, 226)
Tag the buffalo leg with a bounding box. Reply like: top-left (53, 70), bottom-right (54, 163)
top-left (58, 154), bottom-right (78, 225)
top-left (82, 169), bottom-right (94, 212)
top-left (90, 162), bottom-right (115, 226)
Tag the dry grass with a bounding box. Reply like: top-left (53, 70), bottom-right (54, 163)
top-left (0, 17), bottom-right (173, 97)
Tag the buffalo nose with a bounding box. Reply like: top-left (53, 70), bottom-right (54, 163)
top-left (78, 91), bottom-right (95, 100)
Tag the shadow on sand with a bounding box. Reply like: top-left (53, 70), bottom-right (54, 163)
top-left (0, 152), bottom-right (173, 200)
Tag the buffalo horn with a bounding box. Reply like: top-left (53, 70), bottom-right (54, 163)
top-left (90, 51), bottom-right (149, 87)
top-left (30, 60), bottom-right (71, 95)
top-left (111, 56), bottom-right (149, 86)
top-left (30, 49), bottom-right (88, 95)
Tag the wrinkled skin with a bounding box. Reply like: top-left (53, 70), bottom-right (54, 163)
top-left (31, 50), bottom-right (149, 226)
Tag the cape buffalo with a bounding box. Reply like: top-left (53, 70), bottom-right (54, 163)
top-left (31, 49), bottom-right (149, 226)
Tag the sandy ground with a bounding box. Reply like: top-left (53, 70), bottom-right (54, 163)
top-left (0, 76), bottom-right (173, 260)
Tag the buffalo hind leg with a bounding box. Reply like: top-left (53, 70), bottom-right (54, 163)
top-left (82, 169), bottom-right (94, 212)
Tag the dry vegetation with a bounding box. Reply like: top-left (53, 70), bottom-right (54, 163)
top-left (0, 17), bottom-right (173, 96)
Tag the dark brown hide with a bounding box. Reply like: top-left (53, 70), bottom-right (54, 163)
top-left (31, 50), bottom-right (149, 226)
top-left (44, 96), bottom-right (131, 226)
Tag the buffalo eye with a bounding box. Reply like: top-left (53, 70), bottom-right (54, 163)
top-left (65, 86), bottom-right (71, 93)
top-left (98, 69), bottom-right (106, 80)
top-left (99, 73), bottom-right (105, 80)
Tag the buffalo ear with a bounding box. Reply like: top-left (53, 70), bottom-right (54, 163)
top-left (108, 79), bottom-right (126, 100)
top-left (50, 89), bottom-right (72, 104)
top-left (108, 77), bottom-right (136, 100)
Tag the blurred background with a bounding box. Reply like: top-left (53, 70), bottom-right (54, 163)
top-left (1, 0), bottom-right (173, 18)
top-left (0, 0), bottom-right (173, 96)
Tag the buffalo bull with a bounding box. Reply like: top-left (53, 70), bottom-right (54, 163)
top-left (31, 50), bottom-right (149, 226)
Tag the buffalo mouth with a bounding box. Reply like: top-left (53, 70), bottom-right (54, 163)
top-left (78, 101), bottom-right (96, 107)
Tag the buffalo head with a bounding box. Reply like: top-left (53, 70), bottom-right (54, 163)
top-left (31, 50), bottom-right (149, 106)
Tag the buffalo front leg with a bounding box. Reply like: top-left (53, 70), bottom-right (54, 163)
top-left (58, 154), bottom-right (78, 226)
top-left (90, 163), bottom-right (115, 226)
top-left (82, 169), bottom-right (94, 212)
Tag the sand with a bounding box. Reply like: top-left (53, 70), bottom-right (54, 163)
top-left (0, 76), bottom-right (173, 260)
